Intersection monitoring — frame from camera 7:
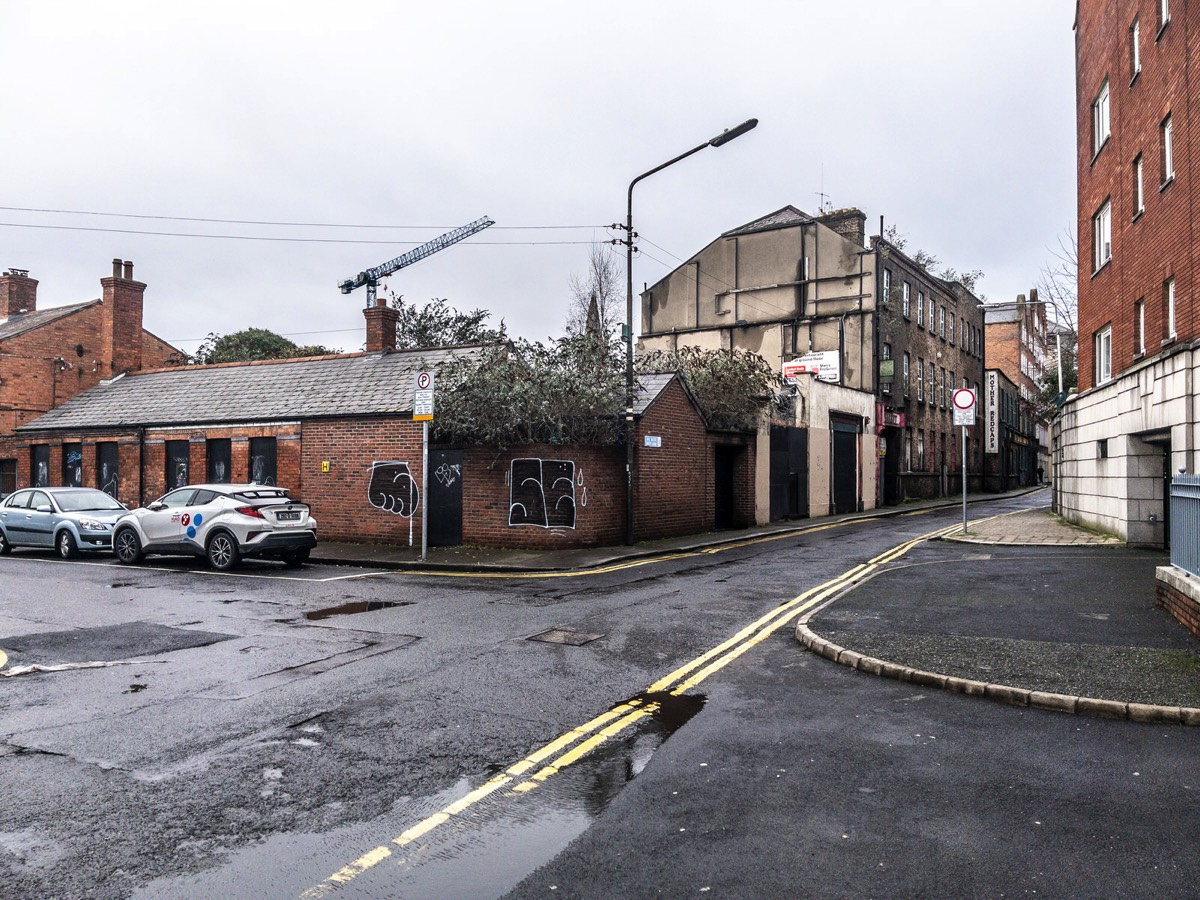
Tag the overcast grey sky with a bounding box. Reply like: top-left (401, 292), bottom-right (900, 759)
top-left (2, 1), bottom-right (1076, 358)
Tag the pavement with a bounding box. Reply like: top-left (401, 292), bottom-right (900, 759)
top-left (311, 486), bottom-right (1200, 726)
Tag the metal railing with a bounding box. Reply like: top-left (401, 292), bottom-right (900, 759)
top-left (1171, 474), bottom-right (1200, 577)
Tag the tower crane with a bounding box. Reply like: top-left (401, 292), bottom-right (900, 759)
top-left (338, 216), bottom-right (495, 307)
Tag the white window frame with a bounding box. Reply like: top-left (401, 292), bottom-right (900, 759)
top-left (1159, 0), bottom-right (1170, 34)
top-left (938, 307), bottom-right (946, 339)
top-left (948, 313), bottom-right (955, 345)
top-left (927, 362), bottom-right (935, 404)
top-left (1166, 277), bottom-right (1177, 339)
top-left (1135, 298), bottom-right (1145, 355)
top-left (917, 357), bottom-right (924, 401)
top-left (1093, 79), bottom-right (1111, 157)
top-left (1162, 114), bottom-right (1175, 185)
top-left (1131, 18), bottom-right (1141, 79)
top-left (1095, 325), bottom-right (1113, 385)
top-left (1133, 154), bottom-right (1144, 217)
top-left (916, 289), bottom-right (924, 325)
top-left (883, 268), bottom-right (892, 307)
top-left (902, 281), bottom-right (911, 318)
top-left (928, 297), bottom-right (935, 334)
top-left (903, 352), bottom-right (910, 396)
top-left (1093, 200), bottom-right (1112, 271)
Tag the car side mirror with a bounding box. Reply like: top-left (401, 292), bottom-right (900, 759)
top-left (36, 505), bottom-right (52, 513)
top-left (148, 501), bottom-right (166, 511)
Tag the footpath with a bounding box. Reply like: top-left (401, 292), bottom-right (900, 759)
top-left (311, 487), bottom-right (1200, 725)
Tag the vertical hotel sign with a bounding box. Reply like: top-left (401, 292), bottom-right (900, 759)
top-left (985, 371), bottom-right (999, 454)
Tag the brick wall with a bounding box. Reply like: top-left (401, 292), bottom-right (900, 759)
top-left (1156, 575), bottom-right (1200, 639)
top-left (1077, 0), bottom-right (1197, 390)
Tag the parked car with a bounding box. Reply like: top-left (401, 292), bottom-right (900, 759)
top-left (0, 487), bottom-right (129, 559)
top-left (112, 484), bottom-right (317, 571)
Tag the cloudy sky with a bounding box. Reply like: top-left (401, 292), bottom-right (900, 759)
top-left (2, 1), bottom-right (1076, 358)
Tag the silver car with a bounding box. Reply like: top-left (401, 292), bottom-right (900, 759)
top-left (0, 487), bottom-right (129, 559)
top-left (112, 483), bottom-right (317, 570)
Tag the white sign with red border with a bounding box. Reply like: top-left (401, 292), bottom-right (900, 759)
top-left (782, 350), bottom-right (840, 384)
top-left (952, 387), bottom-right (976, 426)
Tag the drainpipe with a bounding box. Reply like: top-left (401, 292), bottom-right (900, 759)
top-left (137, 426), bottom-right (145, 507)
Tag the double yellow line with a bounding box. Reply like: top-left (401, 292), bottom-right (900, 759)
top-left (303, 520), bottom-right (957, 897)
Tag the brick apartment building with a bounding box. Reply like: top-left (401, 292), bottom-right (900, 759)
top-left (984, 291), bottom-right (1051, 485)
top-left (0, 260), bottom-right (182, 494)
top-left (7, 290), bottom-right (755, 550)
top-left (1059, 0), bottom-right (1198, 546)
top-left (639, 205), bottom-right (986, 515)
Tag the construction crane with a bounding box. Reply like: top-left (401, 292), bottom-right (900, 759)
top-left (338, 216), bottom-right (495, 307)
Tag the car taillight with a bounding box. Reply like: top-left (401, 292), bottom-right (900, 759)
top-left (235, 506), bottom-right (266, 519)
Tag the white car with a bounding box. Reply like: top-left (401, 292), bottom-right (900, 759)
top-left (112, 484), bottom-right (317, 570)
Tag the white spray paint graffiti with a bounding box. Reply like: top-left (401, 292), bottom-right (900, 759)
top-left (508, 458), bottom-right (578, 529)
top-left (368, 461), bottom-right (420, 518)
top-left (434, 463), bottom-right (461, 488)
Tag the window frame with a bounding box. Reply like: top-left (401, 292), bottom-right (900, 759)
top-left (917, 356), bottom-right (925, 402)
top-left (1093, 199), bottom-right (1113, 272)
top-left (1158, 0), bottom-right (1170, 38)
top-left (916, 289), bottom-right (923, 325)
top-left (1130, 17), bottom-right (1141, 82)
top-left (1165, 277), bottom-right (1177, 341)
top-left (1133, 153), bottom-right (1145, 219)
top-left (1092, 79), bottom-right (1111, 157)
top-left (1094, 325), bottom-right (1113, 385)
top-left (903, 352), bottom-right (910, 396)
top-left (1161, 114), bottom-right (1175, 187)
top-left (902, 281), bottom-right (911, 318)
top-left (1135, 298), bottom-right (1146, 356)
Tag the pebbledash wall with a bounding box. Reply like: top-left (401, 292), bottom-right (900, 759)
top-left (12, 375), bottom-right (755, 550)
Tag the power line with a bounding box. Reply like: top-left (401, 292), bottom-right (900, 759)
top-left (0, 222), bottom-right (593, 246)
top-left (0, 205), bottom-right (601, 231)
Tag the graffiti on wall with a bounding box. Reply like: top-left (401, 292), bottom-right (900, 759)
top-left (100, 462), bottom-right (118, 498)
top-left (434, 462), bottom-right (461, 487)
top-left (250, 455), bottom-right (275, 486)
top-left (65, 449), bottom-right (83, 486)
top-left (368, 461), bottom-right (420, 518)
top-left (508, 458), bottom-right (585, 529)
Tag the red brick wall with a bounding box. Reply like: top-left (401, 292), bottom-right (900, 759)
top-left (1156, 577), bottom-right (1200, 639)
top-left (1077, 0), bottom-right (1197, 390)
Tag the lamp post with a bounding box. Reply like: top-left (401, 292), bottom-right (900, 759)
top-left (618, 118), bottom-right (758, 546)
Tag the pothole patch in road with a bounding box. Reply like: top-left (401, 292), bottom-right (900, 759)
top-left (0, 622), bottom-right (234, 666)
top-left (527, 627), bottom-right (604, 646)
top-left (303, 600), bottom-right (412, 620)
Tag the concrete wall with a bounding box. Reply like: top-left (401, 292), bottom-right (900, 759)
top-left (793, 378), bottom-right (878, 516)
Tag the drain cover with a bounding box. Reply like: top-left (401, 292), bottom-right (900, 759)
top-left (528, 628), bottom-right (604, 646)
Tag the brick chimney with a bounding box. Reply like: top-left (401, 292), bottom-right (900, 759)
top-left (364, 296), bottom-right (399, 352)
top-left (817, 207), bottom-right (868, 248)
top-left (100, 258), bottom-right (146, 376)
top-left (0, 268), bottom-right (38, 318)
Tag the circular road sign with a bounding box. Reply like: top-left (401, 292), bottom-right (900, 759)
top-left (952, 388), bottom-right (976, 410)
top-left (416, 371), bottom-right (432, 391)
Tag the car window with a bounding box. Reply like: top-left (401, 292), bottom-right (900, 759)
top-left (55, 490), bottom-right (125, 512)
top-left (30, 491), bottom-right (51, 510)
top-left (158, 489), bottom-right (197, 508)
top-left (4, 491), bottom-right (32, 509)
top-left (191, 489), bottom-right (218, 505)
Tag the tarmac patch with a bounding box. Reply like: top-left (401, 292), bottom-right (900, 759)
top-left (0, 622), bottom-right (234, 667)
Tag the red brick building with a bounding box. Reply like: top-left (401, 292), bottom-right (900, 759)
top-left (0, 260), bottom-right (182, 494)
top-left (1058, 0), bottom-right (1198, 547)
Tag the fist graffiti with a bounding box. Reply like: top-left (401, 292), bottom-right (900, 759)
top-left (368, 461), bottom-right (420, 518)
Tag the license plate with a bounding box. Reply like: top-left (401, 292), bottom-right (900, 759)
top-left (277, 511), bottom-right (301, 521)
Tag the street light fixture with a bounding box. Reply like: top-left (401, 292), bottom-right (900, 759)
top-left (618, 118), bottom-right (758, 546)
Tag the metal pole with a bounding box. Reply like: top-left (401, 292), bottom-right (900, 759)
top-left (962, 424), bottom-right (968, 534)
top-left (421, 420), bottom-right (429, 561)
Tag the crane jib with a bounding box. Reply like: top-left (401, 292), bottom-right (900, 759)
top-left (338, 216), bottom-right (495, 297)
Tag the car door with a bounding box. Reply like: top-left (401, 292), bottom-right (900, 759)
top-left (0, 490), bottom-right (36, 546)
top-left (24, 490), bottom-right (56, 547)
top-left (179, 489), bottom-right (222, 549)
top-left (141, 488), bottom-right (197, 546)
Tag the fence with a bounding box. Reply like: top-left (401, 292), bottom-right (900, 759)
top-left (1171, 474), bottom-right (1200, 577)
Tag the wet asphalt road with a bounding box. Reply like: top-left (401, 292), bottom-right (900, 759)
top-left (1, 492), bottom-right (1198, 898)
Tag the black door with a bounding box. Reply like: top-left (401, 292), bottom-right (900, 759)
top-left (831, 419), bottom-right (859, 515)
top-left (428, 449), bottom-right (463, 547)
top-left (882, 427), bottom-right (901, 506)
top-left (96, 443), bottom-right (119, 497)
top-left (714, 445), bottom-right (740, 529)
top-left (769, 425), bottom-right (809, 521)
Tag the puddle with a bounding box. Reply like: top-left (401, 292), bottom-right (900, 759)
top-left (304, 600), bottom-right (413, 620)
top-left (133, 691), bottom-right (706, 899)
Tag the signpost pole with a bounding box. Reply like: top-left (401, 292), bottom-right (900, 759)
top-left (421, 420), bottom-right (429, 562)
top-left (951, 387), bottom-right (976, 536)
top-left (962, 424), bottom-right (968, 535)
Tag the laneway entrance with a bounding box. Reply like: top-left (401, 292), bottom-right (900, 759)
top-left (831, 416), bottom-right (860, 515)
top-left (714, 445), bottom-right (741, 529)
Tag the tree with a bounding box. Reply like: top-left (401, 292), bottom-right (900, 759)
top-left (565, 244), bottom-right (623, 338)
top-left (386, 293), bottom-right (506, 349)
top-left (1034, 226), bottom-right (1080, 414)
top-left (637, 346), bottom-right (782, 432)
top-left (192, 328), bottom-right (339, 364)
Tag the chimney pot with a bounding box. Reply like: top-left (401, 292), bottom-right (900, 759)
top-left (112, 258), bottom-right (123, 278)
top-left (123, 260), bottom-right (133, 280)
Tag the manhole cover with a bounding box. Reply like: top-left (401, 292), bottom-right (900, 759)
top-left (0, 622), bottom-right (233, 666)
top-left (528, 628), bottom-right (604, 646)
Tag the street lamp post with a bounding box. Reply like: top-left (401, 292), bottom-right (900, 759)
top-left (618, 118), bottom-right (758, 545)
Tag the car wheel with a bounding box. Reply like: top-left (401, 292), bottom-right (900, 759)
top-left (206, 532), bottom-right (240, 571)
top-left (0, 529), bottom-right (11, 555)
top-left (57, 530), bottom-right (79, 560)
top-left (282, 548), bottom-right (310, 569)
top-left (113, 528), bottom-right (144, 565)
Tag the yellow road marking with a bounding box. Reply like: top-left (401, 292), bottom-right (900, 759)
top-left (303, 518), bottom-right (956, 896)
top-left (0, 649), bottom-right (7, 671)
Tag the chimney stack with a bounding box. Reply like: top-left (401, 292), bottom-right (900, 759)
top-left (817, 207), bottom-right (868, 248)
top-left (364, 295), bottom-right (400, 352)
top-left (0, 268), bottom-right (38, 318)
top-left (100, 259), bottom-right (146, 376)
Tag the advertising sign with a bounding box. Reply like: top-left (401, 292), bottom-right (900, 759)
top-left (783, 350), bottom-right (841, 384)
top-left (985, 372), bottom-right (999, 453)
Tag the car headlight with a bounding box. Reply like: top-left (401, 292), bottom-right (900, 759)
top-left (78, 519), bottom-right (112, 531)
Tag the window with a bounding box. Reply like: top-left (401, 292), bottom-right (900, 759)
top-left (948, 313), bottom-right (955, 345)
top-left (917, 357), bottom-right (925, 401)
top-left (883, 268), bottom-right (892, 307)
top-left (62, 443), bottom-right (82, 487)
top-left (1093, 200), bottom-right (1112, 271)
top-left (902, 281), bottom-right (911, 318)
top-left (1135, 299), bottom-right (1146, 356)
top-left (1130, 18), bottom-right (1141, 80)
top-left (207, 439), bottom-right (232, 483)
top-left (0, 459), bottom-right (15, 497)
top-left (96, 443), bottom-right (119, 497)
top-left (1098, 439), bottom-right (1110, 459)
top-left (939, 367), bottom-right (946, 407)
top-left (917, 429), bottom-right (925, 470)
top-left (1094, 325), bottom-right (1113, 384)
top-left (938, 307), bottom-right (946, 339)
top-left (1162, 114), bottom-right (1174, 185)
top-left (916, 289), bottom-right (923, 325)
top-left (249, 437), bottom-right (278, 486)
top-left (881, 343), bottom-right (892, 394)
top-left (1133, 154), bottom-right (1144, 217)
top-left (165, 440), bottom-right (190, 491)
top-left (903, 352), bottom-right (911, 396)
top-left (927, 362), bottom-right (936, 404)
top-left (31, 444), bottom-right (49, 487)
top-left (928, 297), bottom-right (935, 334)
top-left (1092, 79), bottom-right (1110, 156)
top-left (1165, 277), bottom-right (1176, 340)
top-left (1159, 0), bottom-right (1170, 35)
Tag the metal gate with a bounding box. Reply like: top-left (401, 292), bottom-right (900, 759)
top-left (427, 449), bottom-right (463, 547)
top-left (769, 425), bottom-right (809, 520)
top-left (831, 417), bottom-right (860, 515)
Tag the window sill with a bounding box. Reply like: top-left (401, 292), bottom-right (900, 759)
top-left (1132, 209), bottom-right (1144, 224)
top-left (1160, 175), bottom-right (1175, 192)
top-left (1157, 20), bottom-right (1169, 41)
top-left (1133, 351), bottom-right (1145, 361)
top-left (1091, 259), bottom-right (1112, 279)
top-left (1090, 136), bottom-right (1110, 165)
top-left (1161, 336), bottom-right (1177, 347)
top-left (1130, 69), bottom-right (1141, 88)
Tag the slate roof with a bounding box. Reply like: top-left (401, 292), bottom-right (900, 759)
top-left (722, 205), bottom-right (812, 238)
top-left (0, 301), bottom-right (98, 341)
top-left (632, 373), bottom-right (676, 416)
top-left (19, 346), bottom-right (481, 432)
